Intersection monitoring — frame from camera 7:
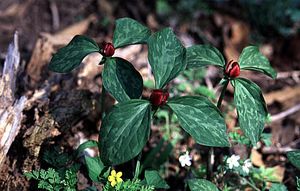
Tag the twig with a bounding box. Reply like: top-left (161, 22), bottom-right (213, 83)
top-left (101, 85), bottom-right (106, 120)
top-left (49, 0), bottom-right (60, 31)
top-left (271, 103), bottom-right (300, 122)
top-left (261, 137), bottom-right (300, 154)
top-left (205, 76), bottom-right (213, 90)
top-left (277, 70), bottom-right (300, 82)
top-left (261, 146), bottom-right (292, 154)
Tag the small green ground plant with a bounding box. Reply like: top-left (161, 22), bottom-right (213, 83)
top-left (25, 17), bottom-right (278, 190)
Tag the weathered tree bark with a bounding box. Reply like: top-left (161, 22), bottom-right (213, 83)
top-left (0, 32), bottom-right (27, 168)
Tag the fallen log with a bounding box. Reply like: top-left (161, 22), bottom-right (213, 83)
top-left (0, 32), bottom-right (27, 168)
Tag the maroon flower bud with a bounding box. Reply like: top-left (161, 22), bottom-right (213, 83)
top-left (150, 89), bottom-right (169, 107)
top-left (224, 60), bottom-right (240, 78)
top-left (101, 42), bottom-right (115, 57)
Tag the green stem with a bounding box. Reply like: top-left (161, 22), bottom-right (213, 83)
top-left (133, 153), bottom-right (142, 180)
top-left (217, 79), bottom-right (229, 108)
top-left (101, 85), bottom-right (106, 120)
top-left (206, 147), bottom-right (214, 180)
top-left (166, 109), bottom-right (172, 139)
top-left (241, 177), bottom-right (260, 191)
top-left (207, 79), bottom-right (229, 180)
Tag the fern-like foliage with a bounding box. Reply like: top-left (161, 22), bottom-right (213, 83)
top-left (24, 168), bottom-right (77, 191)
top-left (102, 179), bottom-right (154, 191)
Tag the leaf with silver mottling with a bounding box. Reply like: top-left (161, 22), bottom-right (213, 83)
top-left (145, 170), bottom-right (170, 189)
top-left (287, 151), bottom-right (300, 170)
top-left (85, 156), bottom-right (104, 182)
top-left (148, 28), bottom-right (186, 88)
top-left (113, 18), bottom-right (151, 48)
top-left (239, 46), bottom-right (277, 79)
top-left (234, 78), bottom-right (267, 145)
top-left (188, 179), bottom-right (219, 191)
top-left (102, 57), bottom-right (143, 102)
top-left (167, 96), bottom-right (229, 147)
top-left (99, 100), bottom-right (151, 165)
top-left (186, 45), bottom-right (225, 68)
top-left (49, 35), bottom-right (100, 73)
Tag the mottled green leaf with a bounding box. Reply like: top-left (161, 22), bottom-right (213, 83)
top-left (145, 170), bottom-right (170, 189)
top-left (269, 183), bottom-right (288, 191)
top-left (186, 45), bottom-right (225, 68)
top-left (148, 28), bottom-right (186, 88)
top-left (102, 57), bottom-right (143, 102)
top-left (85, 156), bottom-right (104, 182)
top-left (287, 150), bottom-right (300, 170)
top-left (234, 78), bottom-right (267, 145)
top-left (167, 96), bottom-right (229, 147)
top-left (99, 100), bottom-right (151, 165)
top-left (49, 35), bottom-right (100, 73)
top-left (75, 140), bottom-right (98, 158)
top-left (239, 46), bottom-right (277, 79)
top-left (113, 17), bottom-right (151, 48)
top-left (188, 179), bottom-right (219, 191)
top-left (83, 186), bottom-right (98, 191)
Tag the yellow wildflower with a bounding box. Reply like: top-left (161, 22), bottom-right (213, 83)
top-left (108, 169), bottom-right (123, 187)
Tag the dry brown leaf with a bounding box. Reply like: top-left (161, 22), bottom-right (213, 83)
top-left (0, 0), bottom-right (33, 18)
top-left (26, 14), bottom-right (98, 87)
top-left (27, 37), bottom-right (54, 85)
top-left (214, 13), bottom-right (250, 62)
top-left (147, 14), bottom-right (159, 30)
top-left (251, 149), bottom-right (264, 167)
top-left (223, 20), bottom-right (250, 61)
top-left (97, 0), bottom-right (114, 19)
top-left (53, 14), bottom-right (97, 42)
top-left (273, 165), bottom-right (285, 182)
top-left (264, 86), bottom-right (300, 105)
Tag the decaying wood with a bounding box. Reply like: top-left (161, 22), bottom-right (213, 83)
top-left (0, 32), bottom-right (27, 168)
top-left (22, 89), bottom-right (96, 172)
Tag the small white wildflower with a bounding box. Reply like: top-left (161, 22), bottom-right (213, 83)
top-left (179, 151), bottom-right (192, 167)
top-left (242, 159), bottom-right (252, 174)
top-left (226, 154), bottom-right (240, 169)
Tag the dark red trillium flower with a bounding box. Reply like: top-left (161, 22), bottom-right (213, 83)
top-left (224, 60), bottom-right (240, 78)
top-left (150, 89), bottom-right (169, 107)
top-left (102, 42), bottom-right (115, 57)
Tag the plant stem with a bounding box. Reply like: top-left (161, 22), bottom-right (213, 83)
top-left (207, 79), bottom-right (229, 180)
top-left (207, 147), bottom-right (214, 180)
top-left (217, 79), bottom-right (229, 109)
top-left (166, 109), bottom-right (172, 139)
top-left (133, 153), bottom-right (142, 180)
top-left (241, 177), bottom-right (260, 191)
top-left (101, 85), bottom-right (106, 120)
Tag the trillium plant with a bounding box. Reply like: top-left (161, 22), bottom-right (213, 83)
top-left (48, 17), bottom-right (277, 190)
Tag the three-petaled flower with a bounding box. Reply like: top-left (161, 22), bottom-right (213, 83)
top-left (226, 154), bottom-right (240, 169)
top-left (179, 151), bottom-right (192, 167)
top-left (108, 169), bottom-right (123, 187)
